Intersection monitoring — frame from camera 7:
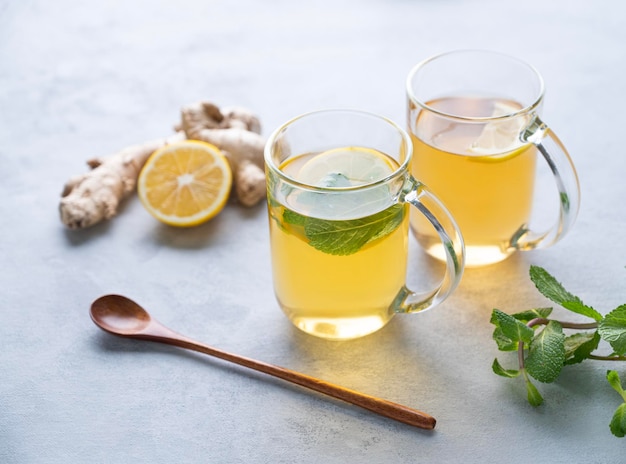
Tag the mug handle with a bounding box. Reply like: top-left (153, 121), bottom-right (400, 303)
top-left (513, 115), bottom-right (581, 250)
top-left (392, 178), bottom-right (465, 314)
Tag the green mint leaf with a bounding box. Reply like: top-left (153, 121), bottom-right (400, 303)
top-left (492, 359), bottom-right (520, 378)
top-left (564, 332), bottom-right (600, 365)
top-left (491, 309), bottom-right (534, 345)
top-left (525, 321), bottom-right (566, 383)
top-left (304, 204), bottom-right (405, 256)
top-left (609, 403), bottom-right (626, 438)
top-left (607, 370), bottom-right (626, 400)
top-left (512, 307), bottom-right (553, 323)
top-left (529, 266), bottom-right (602, 321)
top-left (525, 376), bottom-right (544, 406)
top-left (599, 305), bottom-right (626, 355)
top-left (282, 209), bottom-right (307, 226)
top-left (363, 207), bottom-right (406, 244)
top-left (493, 327), bottom-right (520, 351)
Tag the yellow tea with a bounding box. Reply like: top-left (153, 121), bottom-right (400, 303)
top-left (409, 96), bottom-right (538, 266)
top-left (267, 148), bottom-right (409, 340)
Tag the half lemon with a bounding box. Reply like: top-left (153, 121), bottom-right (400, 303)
top-left (138, 140), bottom-right (232, 227)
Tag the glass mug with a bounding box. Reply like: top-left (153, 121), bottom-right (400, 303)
top-left (264, 109), bottom-right (465, 340)
top-left (407, 50), bottom-right (580, 267)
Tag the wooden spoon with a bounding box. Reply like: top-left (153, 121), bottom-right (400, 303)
top-left (90, 294), bottom-right (436, 430)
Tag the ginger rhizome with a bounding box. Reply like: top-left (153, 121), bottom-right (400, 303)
top-left (59, 102), bottom-right (266, 229)
top-left (60, 133), bottom-right (185, 229)
top-left (177, 102), bottom-right (266, 208)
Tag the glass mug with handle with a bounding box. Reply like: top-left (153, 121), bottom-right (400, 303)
top-left (265, 109), bottom-right (465, 341)
top-left (407, 50), bottom-right (580, 267)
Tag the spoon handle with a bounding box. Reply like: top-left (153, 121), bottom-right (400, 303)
top-left (138, 320), bottom-right (436, 430)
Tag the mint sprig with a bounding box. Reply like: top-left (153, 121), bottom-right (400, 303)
top-left (283, 204), bottom-right (405, 256)
top-left (491, 265), bottom-right (626, 437)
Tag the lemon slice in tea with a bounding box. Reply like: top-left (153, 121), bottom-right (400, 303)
top-left (469, 101), bottom-right (528, 158)
top-left (297, 146), bottom-right (396, 187)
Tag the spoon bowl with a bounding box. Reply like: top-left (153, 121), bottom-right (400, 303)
top-left (90, 294), bottom-right (436, 430)
top-left (91, 294), bottom-right (152, 335)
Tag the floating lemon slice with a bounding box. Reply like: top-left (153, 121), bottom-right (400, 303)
top-left (469, 101), bottom-right (529, 160)
top-left (297, 146), bottom-right (396, 187)
top-left (138, 140), bottom-right (232, 227)
top-left (469, 143), bottom-right (531, 164)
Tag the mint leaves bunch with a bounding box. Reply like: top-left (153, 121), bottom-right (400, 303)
top-left (491, 265), bottom-right (626, 437)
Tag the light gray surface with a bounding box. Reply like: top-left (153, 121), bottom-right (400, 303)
top-left (1, 0), bottom-right (625, 462)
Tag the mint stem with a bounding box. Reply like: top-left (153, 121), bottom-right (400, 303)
top-left (588, 355), bottom-right (626, 361)
top-left (527, 317), bottom-right (598, 330)
top-left (518, 339), bottom-right (527, 370)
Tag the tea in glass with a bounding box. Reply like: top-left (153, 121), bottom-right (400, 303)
top-left (268, 147), bottom-right (409, 340)
top-left (410, 96), bottom-right (537, 266)
top-left (407, 50), bottom-right (580, 266)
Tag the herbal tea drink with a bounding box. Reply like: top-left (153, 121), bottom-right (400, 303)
top-left (407, 50), bottom-right (580, 267)
top-left (265, 110), bottom-right (464, 340)
top-left (410, 96), bottom-right (537, 265)
top-left (269, 149), bottom-right (408, 339)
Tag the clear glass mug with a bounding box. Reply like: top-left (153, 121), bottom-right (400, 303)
top-left (407, 50), bottom-right (580, 267)
top-left (264, 109), bottom-right (465, 340)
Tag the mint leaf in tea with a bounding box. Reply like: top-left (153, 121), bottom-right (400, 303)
top-left (285, 204), bottom-right (405, 256)
top-left (277, 146), bottom-right (404, 256)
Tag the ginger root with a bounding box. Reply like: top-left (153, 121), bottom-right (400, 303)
top-left (60, 102), bottom-right (267, 229)
top-left (177, 102), bottom-right (266, 207)
top-left (60, 132), bottom-right (185, 229)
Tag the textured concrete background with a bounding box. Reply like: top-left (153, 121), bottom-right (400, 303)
top-left (2, 0), bottom-right (626, 462)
